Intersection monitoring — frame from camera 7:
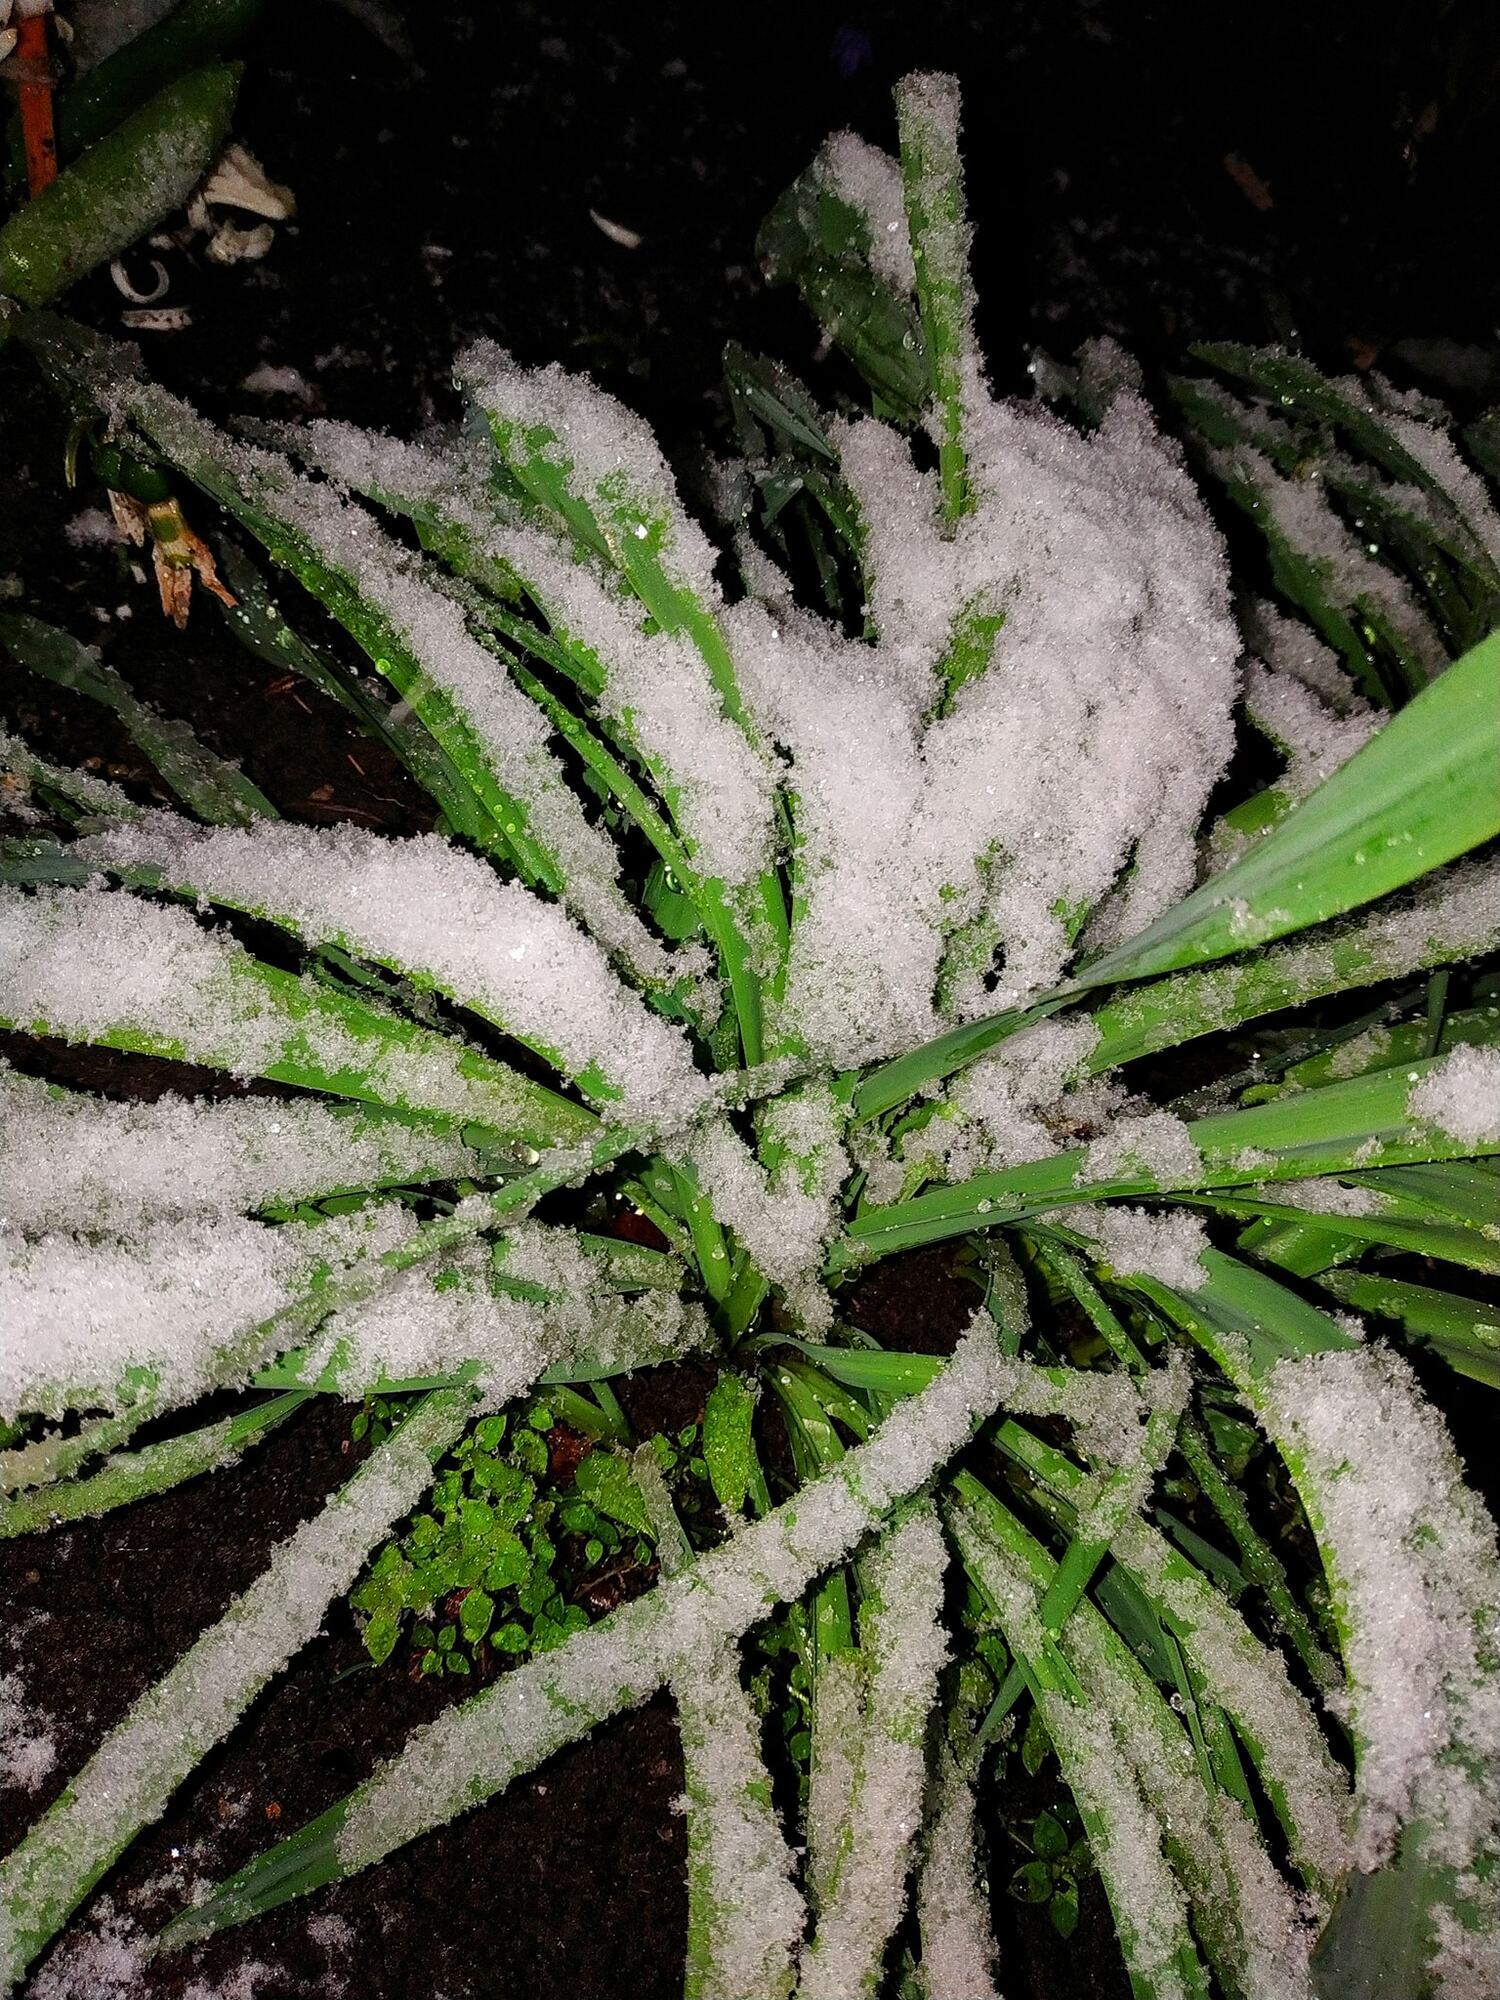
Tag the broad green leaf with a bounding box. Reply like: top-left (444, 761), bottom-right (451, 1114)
top-left (834, 1052), bottom-right (1499, 1268)
top-left (573, 1450), bottom-right (652, 1535)
top-left (1316, 1270), bottom-right (1500, 1387)
top-left (1073, 632), bottom-right (1500, 990)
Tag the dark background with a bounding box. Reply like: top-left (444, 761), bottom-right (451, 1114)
top-left (3, 4), bottom-right (1498, 1996)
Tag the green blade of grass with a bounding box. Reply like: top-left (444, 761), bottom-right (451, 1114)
top-left (0, 611), bottom-right (277, 826)
top-left (0, 1393), bottom-right (310, 1537)
top-left (1315, 1269), bottom-right (1500, 1388)
top-left (834, 1051), bottom-right (1499, 1269)
top-left (1072, 632), bottom-right (1500, 991)
top-left (0, 885), bottom-right (598, 1148)
top-left (0, 1387), bottom-right (474, 1991)
top-left (1084, 861), bottom-right (1500, 1073)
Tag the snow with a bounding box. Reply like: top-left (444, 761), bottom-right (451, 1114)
top-left (456, 341), bottom-right (724, 601)
top-left (1241, 656), bottom-right (1379, 801)
top-left (295, 1226), bottom-right (704, 1402)
top-left (1215, 441), bottom-right (1445, 678)
top-left (71, 817), bottom-right (711, 1127)
top-left (0, 885), bottom-right (583, 1137)
top-left (1082, 1109), bottom-right (1202, 1188)
top-left (0, 1203), bottom-right (415, 1419)
top-left (677, 1646), bottom-right (803, 2000)
top-left (1262, 1345), bottom-right (1500, 1928)
top-left (800, 1505), bottom-right (949, 1999)
top-left (1408, 1044), bottom-right (1500, 1148)
top-left (1060, 1203), bottom-right (1211, 1292)
top-left (95, 373), bottom-right (683, 991)
top-left (0, 1064), bottom-right (481, 1234)
top-left (728, 363), bottom-right (1237, 1065)
top-left (817, 132), bottom-right (916, 293)
top-left (670, 1082), bottom-right (848, 1326)
top-left (0, 1671), bottom-right (55, 1796)
top-left (915, 1752), bottom-right (1000, 2000)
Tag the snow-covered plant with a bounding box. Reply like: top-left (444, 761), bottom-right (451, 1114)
top-left (4, 68), bottom-right (1500, 2000)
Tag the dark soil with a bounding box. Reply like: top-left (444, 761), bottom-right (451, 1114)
top-left (4, 2), bottom-right (1499, 1995)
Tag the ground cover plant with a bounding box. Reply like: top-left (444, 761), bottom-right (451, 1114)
top-left (2, 56), bottom-right (1500, 2000)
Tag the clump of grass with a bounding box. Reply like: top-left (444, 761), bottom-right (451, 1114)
top-left (1, 64), bottom-right (1498, 2000)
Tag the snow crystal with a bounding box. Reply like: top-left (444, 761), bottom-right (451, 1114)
top-left (817, 132), bottom-right (915, 293)
top-left (1270, 1177), bottom-right (1385, 1219)
top-left (670, 1081), bottom-right (847, 1325)
top-left (1082, 1109), bottom-right (1202, 1188)
top-left (71, 818), bottom-right (711, 1127)
top-left (1241, 598), bottom-right (1368, 715)
top-left (946, 1014), bottom-right (1100, 1170)
top-left (1241, 656), bottom-right (1379, 802)
top-left (0, 1670), bottom-right (55, 1795)
top-left (677, 1645), bottom-right (803, 2000)
top-left (1216, 442), bottom-right (1444, 679)
top-left (1090, 855), bottom-right (1500, 1066)
top-left (1061, 1203), bottom-right (1210, 1292)
top-left (1408, 1045), bottom-right (1500, 1148)
top-left (0, 1065), bottom-right (480, 1234)
top-left (949, 1510), bottom-right (1195, 2000)
top-left (0, 885), bottom-right (582, 1136)
top-left (0, 1203), bottom-right (415, 1419)
top-left (1117, 1523), bottom-right (1352, 1897)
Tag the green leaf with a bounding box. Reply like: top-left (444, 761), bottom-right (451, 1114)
top-left (573, 1451), bottom-right (652, 1535)
top-left (701, 1373), bottom-right (759, 1514)
top-left (363, 1610), bottom-right (402, 1667)
top-left (458, 1588), bottom-right (494, 1645)
top-left (1072, 632), bottom-right (1500, 991)
top-left (0, 612), bottom-right (277, 827)
top-left (1033, 1811), bottom-right (1069, 1860)
top-left (1049, 1881), bottom-right (1081, 1940)
top-left (1012, 1860), bottom-right (1053, 1903)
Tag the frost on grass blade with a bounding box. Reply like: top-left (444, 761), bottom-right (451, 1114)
top-left (297, 410), bottom-right (780, 899)
top-left (678, 1646), bottom-right (803, 2000)
top-left (0, 884), bottom-right (598, 1145)
top-left (0, 1390), bottom-right (472, 1995)
top-left (162, 1317), bottom-right (1007, 1936)
top-left (815, 133), bottom-right (916, 296)
top-left (949, 1507), bottom-right (1205, 2000)
top-left (70, 817), bottom-right (711, 1126)
top-left (799, 1504), bottom-right (950, 2000)
top-left (1259, 1348), bottom-right (1500, 1995)
top-left (914, 1750), bottom-right (1000, 2000)
top-left (0, 1202), bottom-right (418, 1420)
top-left (1086, 854), bottom-right (1500, 1071)
top-left (38, 333), bottom-right (686, 991)
top-left (0, 1065), bottom-right (482, 1233)
top-left (289, 1223), bottom-right (706, 1404)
